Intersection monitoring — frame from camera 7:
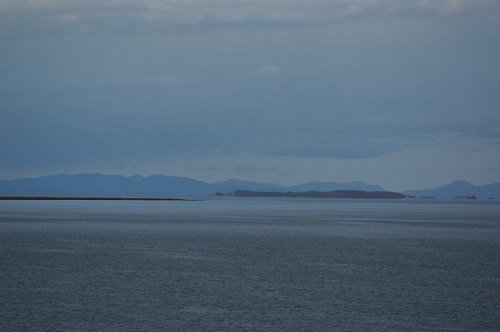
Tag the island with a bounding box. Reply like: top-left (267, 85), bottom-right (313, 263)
top-left (452, 195), bottom-right (477, 200)
top-left (0, 196), bottom-right (189, 201)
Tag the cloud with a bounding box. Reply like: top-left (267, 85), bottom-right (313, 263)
top-left (417, 0), bottom-right (468, 15)
top-left (230, 164), bottom-right (277, 175)
top-left (1, 0), bottom-right (498, 189)
top-left (2, 0), bottom-right (499, 35)
top-left (251, 133), bottom-right (406, 159)
top-left (113, 74), bottom-right (187, 86)
top-left (257, 64), bottom-right (290, 76)
top-left (341, 4), bottom-right (364, 16)
top-left (184, 165), bottom-right (224, 172)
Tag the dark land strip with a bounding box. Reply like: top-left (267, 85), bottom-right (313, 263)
top-left (0, 196), bottom-right (191, 201)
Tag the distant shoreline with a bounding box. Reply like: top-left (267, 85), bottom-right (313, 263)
top-left (0, 196), bottom-right (189, 201)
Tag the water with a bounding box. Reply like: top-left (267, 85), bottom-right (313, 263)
top-left (1, 198), bottom-right (499, 331)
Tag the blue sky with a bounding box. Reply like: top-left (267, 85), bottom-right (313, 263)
top-left (1, 0), bottom-right (499, 191)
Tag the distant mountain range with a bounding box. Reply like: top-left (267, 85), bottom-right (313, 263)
top-left (0, 173), bottom-right (498, 199)
top-left (211, 179), bottom-right (384, 193)
top-left (402, 181), bottom-right (500, 200)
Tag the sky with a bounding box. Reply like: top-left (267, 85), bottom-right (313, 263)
top-left (1, 0), bottom-right (499, 191)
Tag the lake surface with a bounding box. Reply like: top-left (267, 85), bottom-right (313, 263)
top-left (1, 198), bottom-right (499, 331)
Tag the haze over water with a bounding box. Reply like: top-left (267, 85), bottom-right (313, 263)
top-left (1, 198), bottom-right (499, 331)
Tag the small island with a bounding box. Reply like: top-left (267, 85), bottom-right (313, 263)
top-left (217, 190), bottom-right (408, 199)
top-left (452, 195), bottom-right (477, 200)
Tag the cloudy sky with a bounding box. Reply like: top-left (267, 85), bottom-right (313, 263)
top-left (1, 0), bottom-right (499, 191)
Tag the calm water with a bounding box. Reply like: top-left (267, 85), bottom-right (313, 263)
top-left (1, 198), bottom-right (499, 331)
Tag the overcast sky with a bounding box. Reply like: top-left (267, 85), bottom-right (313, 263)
top-left (1, 0), bottom-right (499, 191)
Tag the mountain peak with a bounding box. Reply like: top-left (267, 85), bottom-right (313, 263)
top-left (448, 180), bottom-right (473, 186)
